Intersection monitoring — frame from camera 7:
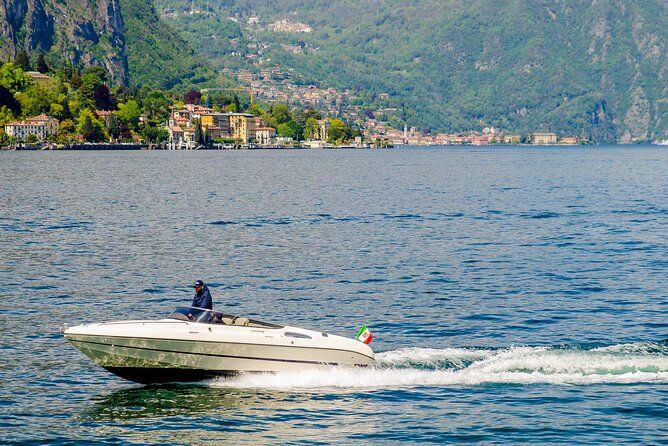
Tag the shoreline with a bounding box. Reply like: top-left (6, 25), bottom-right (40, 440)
top-left (2, 142), bottom-right (664, 151)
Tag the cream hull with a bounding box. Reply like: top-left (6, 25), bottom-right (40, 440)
top-left (64, 319), bottom-right (375, 383)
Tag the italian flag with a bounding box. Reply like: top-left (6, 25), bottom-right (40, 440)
top-left (356, 324), bottom-right (373, 344)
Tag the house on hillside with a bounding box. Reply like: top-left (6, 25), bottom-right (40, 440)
top-left (25, 71), bottom-right (51, 85)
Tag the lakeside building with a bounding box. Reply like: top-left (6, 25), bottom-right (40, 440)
top-left (167, 106), bottom-right (268, 146)
top-left (255, 127), bottom-right (277, 146)
top-left (200, 112), bottom-right (231, 140)
top-left (560, 136), bottom-right (579, 145)
top-left (533, 132), bottom-right (558, 145)
top-left (229, 113), bottom-right (257, 143)
top-left (4, 114), bottom-right (58, 141)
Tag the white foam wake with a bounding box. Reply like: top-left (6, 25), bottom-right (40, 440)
top-left (210, 344), bottom-right (668, 390)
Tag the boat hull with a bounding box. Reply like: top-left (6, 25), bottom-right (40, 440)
top-left (64, 320), bottom-right (374, 383)
top-left (103, 367), bottom-right (235, 384)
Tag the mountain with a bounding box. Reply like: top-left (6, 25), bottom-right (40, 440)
top-left (155, 0), bottom-right (667, 143)
top-left (0, 0), bottom-right (128, 84)
top-left (0, 0), bottom-right (213, 90)
top-left (119, 0), bottom-right (213, 89)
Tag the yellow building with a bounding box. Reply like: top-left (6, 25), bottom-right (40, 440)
top-left (533, 132), bottom-right (557, 145)
top-left (200, 113), bottom-right (230, 134)
top-left (229, 113), bottom-right (256, 143)
top-left (560, 136), bottom-right (579, 145)
top-left (200, 112), bottom-right (231, 140)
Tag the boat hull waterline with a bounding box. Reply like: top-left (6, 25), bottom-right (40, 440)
top-left (64, 309), bottom-right (375, 384)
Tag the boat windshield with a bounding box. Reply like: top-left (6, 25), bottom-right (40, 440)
top-left (167, 307), bottom-right (284, 329)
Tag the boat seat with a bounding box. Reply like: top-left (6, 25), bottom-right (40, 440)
top-left (221, 317), bottom-right (234, 325)
top-left (233, 317), bottom-right (250, 326)
top-left (170, 313), bottom-right (189, 321)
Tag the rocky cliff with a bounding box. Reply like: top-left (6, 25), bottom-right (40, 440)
top-left (0, 0), bottom-right (128, 84)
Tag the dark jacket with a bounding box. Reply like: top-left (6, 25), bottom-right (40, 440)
top-left (192, 286), bottom-right (213, 309)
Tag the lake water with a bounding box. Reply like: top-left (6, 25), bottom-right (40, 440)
top-left (1, 146), bottom-right (667, 444)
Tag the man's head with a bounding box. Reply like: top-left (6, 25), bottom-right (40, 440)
top-left (193, 280), bottom-right (205, 292)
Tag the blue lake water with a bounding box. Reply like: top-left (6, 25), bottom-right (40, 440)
top-left (1, 146), bottom-right (667, 444)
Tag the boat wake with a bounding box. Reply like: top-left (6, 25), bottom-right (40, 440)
top-left (210, 341), bottom-right (668, 390)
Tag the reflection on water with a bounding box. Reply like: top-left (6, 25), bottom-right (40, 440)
top-left (81, 385), bottom-right (385, 444)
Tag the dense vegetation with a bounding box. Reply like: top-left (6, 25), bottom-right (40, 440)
top-left (0, 56), bottom-right (359, 145)
top-left (119, 0), bottom-right (219, 90)
top-left (155, 0), bottom-right (667, 142)
top-left (0, 59), bottom-right (172, 144)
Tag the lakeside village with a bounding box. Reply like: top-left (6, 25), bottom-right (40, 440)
top-left (0, 57), bottom-right (585, 151)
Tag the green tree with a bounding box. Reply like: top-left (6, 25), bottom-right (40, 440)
top-left (35, 54), bottom-right (49, 74)
top-left (141, 125), bottom-right (169, 143)
top-left (193, 118), bottom-right (204, 144)
top-left (107, 114), bottom-right (121, 141)
top-left (327, 118), bottom-right (347, 143)
top-left (59, 119), bottom-right (76, 135)
top-left (49, 103), bottom-right (64, 120)
top-left (247, 103), bottom-right (265, 117)
top-left (0, 85), bottom-right (21, 118)
top-left (16, 83), bottom-right (59, 117)
top-left (79, 66), bottom-right (107, 101)
top-left (277, 120), bottom-right (303, 141)
top-left (270, 103), bottom-right (292, 125)
top-left (77, 110), bottom-right (106, 142)
top-left (293, 108), bottom-right (322, 127)
top-left (142, 90), bottom-right (170, 120)
top-left (519, 133), bottom-right (533, 144)
top-left (0, 106), bottom-right (15, 125)
top-left (69, 67), bottom-right (82, 88)
top-left (49, 95), bottom-right (72, 121)
top-left (116, 100), bottom-right (141, 130)
top-left (14, 50), bottom-right (31, 71)
top-left (25, 134), bottom-right (39, 144)
top-left (304, 117), bottom-right (319, 140)
top-left (0, 63), bottom-right (32, 93)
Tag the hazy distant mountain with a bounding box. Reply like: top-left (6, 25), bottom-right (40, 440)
top-left (156, 0), bottom-right (667, 143)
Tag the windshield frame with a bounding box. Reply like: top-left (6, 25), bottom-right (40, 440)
top-left (167, 307), bottom-right (284, 329)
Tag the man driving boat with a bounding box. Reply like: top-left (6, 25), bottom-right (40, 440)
top-left (191, 280), bottom-right (213, 309)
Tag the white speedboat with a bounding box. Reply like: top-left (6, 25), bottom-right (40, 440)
top-left (63, 307), bottom-right (375, 384)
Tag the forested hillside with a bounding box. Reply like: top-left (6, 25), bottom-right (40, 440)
top-left (1, 0), bottom-right (666, 142)
top-left (119, 0), bottom-right (214, 89)
top-left (0, 0), bottom-right (215, 90)
top-left (156, 0), bottom-right (667, 143)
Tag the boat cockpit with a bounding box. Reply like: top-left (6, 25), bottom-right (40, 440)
top-left (167, 307), bottom-right (284, 329)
